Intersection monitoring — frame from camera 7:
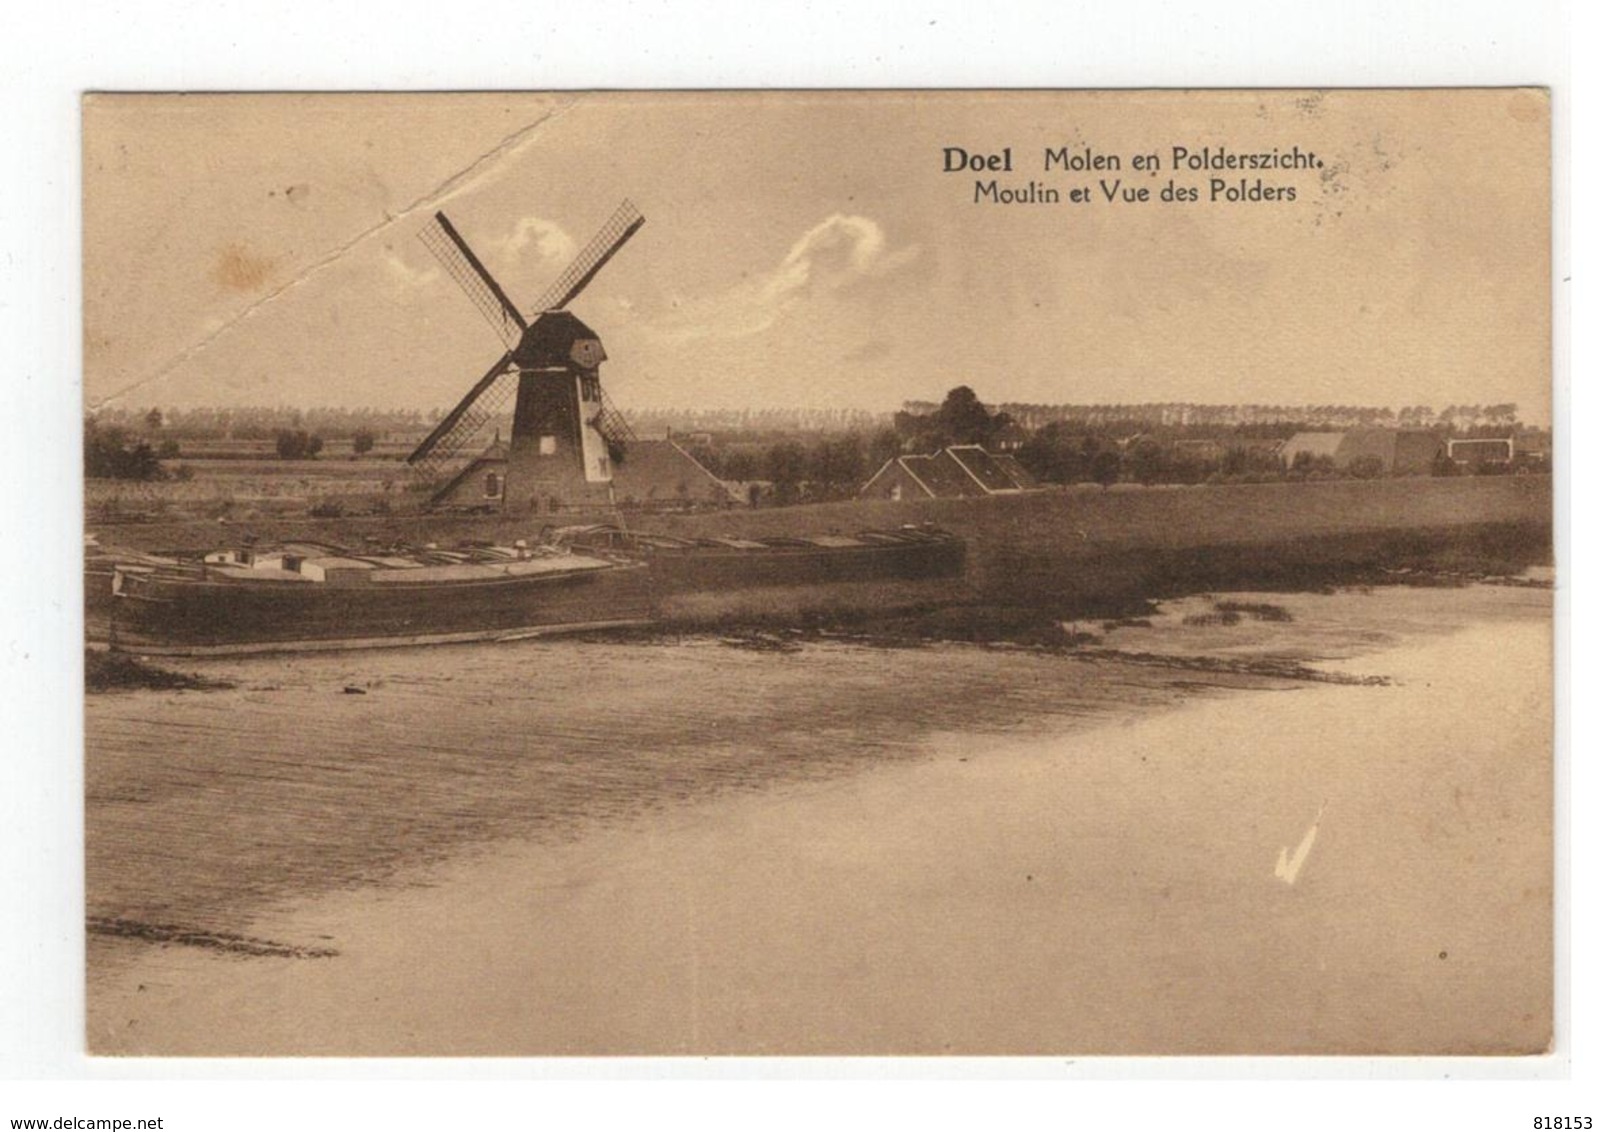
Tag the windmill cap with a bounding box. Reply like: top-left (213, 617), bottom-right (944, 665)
top-left (513, 310), bottom-right (606, 369)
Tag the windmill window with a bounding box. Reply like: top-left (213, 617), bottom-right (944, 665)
top-left (484, 472), bottom-right (502, 498)
top-left (539, 435), bottom-right (557, 456)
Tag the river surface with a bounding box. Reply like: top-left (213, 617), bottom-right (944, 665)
top-left (84, 582), bottom-right (1552, 1055)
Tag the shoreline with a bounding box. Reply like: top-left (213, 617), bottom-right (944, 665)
top-left (86, 582), bottom-right (1551, 1056)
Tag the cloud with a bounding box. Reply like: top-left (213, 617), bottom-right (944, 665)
top-left (382, 214), bottom-right (574, 300)
top-left (380, 242), bottom-right (441, 290)
top-left (497, 216), bottom-right (577, 270)
top-left (651, 214), bottom-right (918, 342)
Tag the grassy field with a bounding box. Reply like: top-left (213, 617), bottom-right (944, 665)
top-left (88, 476), bottom-right (1551, 626)
top-left (84, 454), bottom-right (419, 520)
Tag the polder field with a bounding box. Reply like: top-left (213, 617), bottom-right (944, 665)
top-left (86, 475), bottom-right (1552, 630)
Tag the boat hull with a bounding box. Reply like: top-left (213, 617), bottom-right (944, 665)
top-left (110, 563), bottom-right (655, 654)
top-left (646, 539), bottom-right (965, 591)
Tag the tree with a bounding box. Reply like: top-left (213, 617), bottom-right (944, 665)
top-left (1127, 439), bottom-right (1168, 485)
top-left (275, 429), bottom-right (325, 460)
top-left (1088, 447), bottom-right (1121, 488)
top-left (85, 419), bottom-right (163, 481)
top-left (144, 407), bottom-right (163, 432)
top-left (764, 441), bottom-right (809, 504)
top-left (1016, 422), bottom-right (1089, 484)
top-left (809, 435), bottom-right (867, 498)
top-left (867, 428), bottom-right (902, 468)
top-left (932, 386), bottom-right (1011, 447)
top-left (352, 429), bottom-right (377, 456)
top-left (894, 386), bottom-right (1009, 452)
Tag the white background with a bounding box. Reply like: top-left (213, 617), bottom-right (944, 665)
top-left (0, 1), bottom-right (1581, 1128)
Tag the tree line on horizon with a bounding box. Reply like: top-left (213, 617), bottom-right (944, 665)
top-left (88, 397), bottom-right (1531, 440)
top-left (85, 390), bottom-right (1544, 486)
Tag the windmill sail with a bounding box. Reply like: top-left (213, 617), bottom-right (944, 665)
top-left (531, 200), bottom-right (645, 313)
top-left (418, 213), bottom-right (529, 349)
top-left (407, 352), bottom-right (516, 478)
top-left (591, 386), bottom-right (637, 463)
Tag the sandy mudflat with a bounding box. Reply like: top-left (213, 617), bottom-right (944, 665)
top-left (86, 585), bottom-right (1551, 1056)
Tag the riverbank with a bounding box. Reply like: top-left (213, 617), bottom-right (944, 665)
top-left (86, 476), bottom-right (1551, 644)
top-left (86, 581), bottom-right (1550, 1055)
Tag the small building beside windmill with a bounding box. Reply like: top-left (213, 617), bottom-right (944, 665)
top-left (610, 439), bottom-right (745, 510)
top-left (860, 445), bottom-right (1041, 501)
top-left (431, 435), bottom-right (743, 512)
top-left (430, 436), bottom-right (512, 510)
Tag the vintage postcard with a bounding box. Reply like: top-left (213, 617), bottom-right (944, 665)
top-left (82, 89), bottom-right (1552, 1056)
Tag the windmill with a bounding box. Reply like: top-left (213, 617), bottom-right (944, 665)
top-left (407, 200), bottom-right (644, 512)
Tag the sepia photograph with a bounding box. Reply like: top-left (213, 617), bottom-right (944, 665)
top-left (79, 88), bottom-right (1553, 1058)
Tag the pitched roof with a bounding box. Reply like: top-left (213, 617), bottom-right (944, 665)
top-left (860, 455), bottom-right (932, 497)
top-left (1283, 432), bottom-right (1345, 461)
top-left (431, 442), bottom-right (509, 504)
top-left (990, 453), bottom-right (1039, 489)
top-left (914, 450), bottom-right (987, 497)
top-left (1388, 430), bottom-right (1446, 472)
top-left (1332, 428), bottom-right (1399, 468)
top-left (891, 455), bottom-right (941, 497)
top-left (864, 447), bottom-right (1041, 498)
top-left (946, 445), bottom-right (1021, 492)
top-left (611, 439), bottom-right (741, 503)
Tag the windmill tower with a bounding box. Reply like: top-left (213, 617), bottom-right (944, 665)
top-left (407, 201), bottom-right (644, 513)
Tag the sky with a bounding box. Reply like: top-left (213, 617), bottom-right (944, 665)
top-left (83, 90), bottom-right (1551, 421)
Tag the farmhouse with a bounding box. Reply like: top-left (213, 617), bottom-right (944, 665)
top-left (1281, 429), bottom-right (1444, 475)
top-left (860, 445), bottom-right (1040, 501)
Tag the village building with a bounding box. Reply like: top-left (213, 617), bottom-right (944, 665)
top-left (1280, 428), bottom-right (1444, 475)
top-left (860, 445), bottom-right (1041, 501)
top-left (1445, 437), bottom-right (1516, 468)
top-left (990, 422), bottom-right (1029, 452)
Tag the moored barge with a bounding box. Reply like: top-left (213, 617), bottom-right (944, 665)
top-left (95, 524), bottom-right (968, 655)
top-left (107, 540), bottom-right (654, 655)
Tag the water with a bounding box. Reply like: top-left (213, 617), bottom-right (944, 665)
top-left (85, 582), bottom-right (1551, 1055)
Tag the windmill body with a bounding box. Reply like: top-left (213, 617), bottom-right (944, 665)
top-left (504, 311), bottom-right (614, 511)
top-left (409, 202), bottom-right (643, 514)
